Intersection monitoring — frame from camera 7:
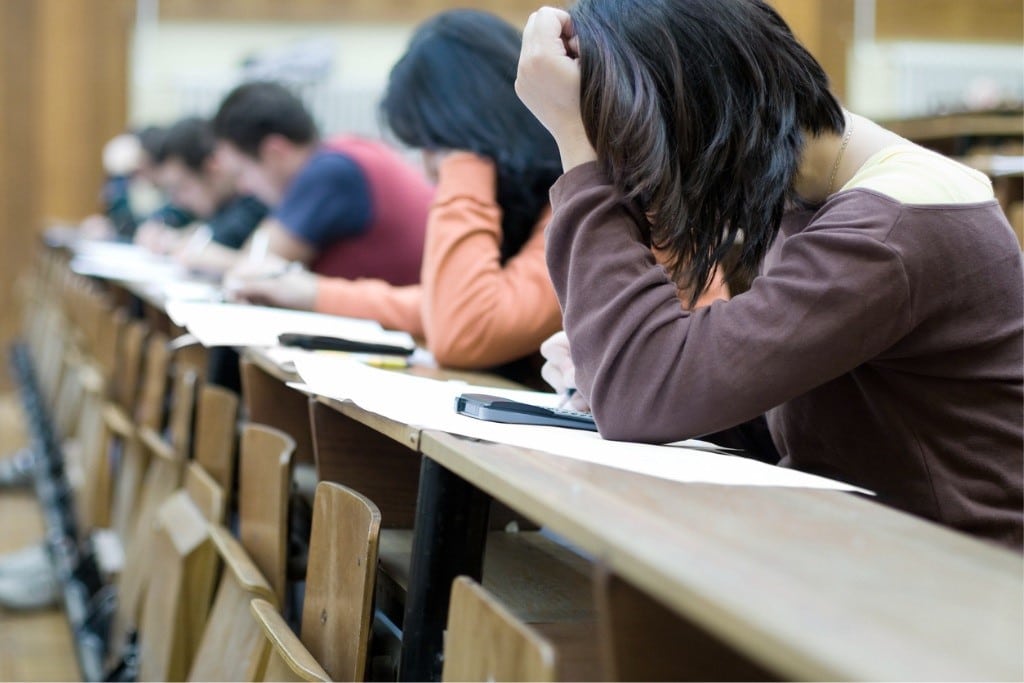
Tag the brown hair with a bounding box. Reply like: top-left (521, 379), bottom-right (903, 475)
top-left (571, 0), bottom-right (844, 303)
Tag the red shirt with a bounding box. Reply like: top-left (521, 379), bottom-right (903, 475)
top-left (310, 136), bottom-right (432, 285)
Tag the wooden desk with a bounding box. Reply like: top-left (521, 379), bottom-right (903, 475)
top-left (415, 430), bottom-right (1024, 682)
top-left (89, 271), bottom-right (1023, 682)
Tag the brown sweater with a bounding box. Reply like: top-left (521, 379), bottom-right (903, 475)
top-left (547, 162), bottom-right (1023, 550)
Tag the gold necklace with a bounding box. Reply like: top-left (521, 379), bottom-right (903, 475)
top-left (827, 115), bottom-right (854, 196)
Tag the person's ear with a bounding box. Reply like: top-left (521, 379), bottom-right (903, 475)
top-left (201, 154), bottom-right (219, 178)
top-left (258, 134), bottom-right (291, 164)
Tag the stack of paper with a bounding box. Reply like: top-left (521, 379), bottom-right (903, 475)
top-left (166, 301), bottom-right (417, 350)
top-left (292, 354), bottom-right (869, 492)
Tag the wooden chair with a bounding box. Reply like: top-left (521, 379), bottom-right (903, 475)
top-left (379, 529), bottom-right (600, 681)
top-left (187, 527), bottom-right (277, 682)
top-left (78, 313), bottom-right (149, 532)
top-left (442, 576), bottom-right (557, 682)
top-left (108, 368), bottom-right (198, 660)
top-left (191, 383), bottom-right (240, 501)
top-left (107, 332), bottom-right (172, 541)
top-left (250, 598), bottom-right (330, 682)
top-left (237, 424), bottom-right (295, 605)
top-left (137, 462), bottom-right (225, 682)
top-left (301, 481), bottom-right (381, 682)
top-left (185, 423), bottom-right (294, 681)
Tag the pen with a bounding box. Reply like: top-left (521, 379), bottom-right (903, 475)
top-left (182, 224), bottom-right (212, 256)
top-left (557, 387), bottom-right (577, 409)
top-left (248, 227), bottom-right (270, 264)
top-left (258, 261), bottom-right (303, 280)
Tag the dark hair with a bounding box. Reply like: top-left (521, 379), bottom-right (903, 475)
top-left (156, 117), bottom-right (215, 172)
top-left (136, 125), bottom-right (168, 162)
top-left (381, 10), bottom-right (562, 262)
top-left (571, 0), bottom-right (845, 302)
top-left (211, 81), bottom-right (318, 158)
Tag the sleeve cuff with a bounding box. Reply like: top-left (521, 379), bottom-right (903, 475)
top-left (549, 161), bottom-right (607, 208)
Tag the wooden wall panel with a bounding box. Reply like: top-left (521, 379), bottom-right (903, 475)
top-left (33, 0), bottom-right (133, 224)
top-left (0, 1), bottom-right (39, 390)
top-left (771, 0), bottom-right (855, 101)
top-left (159, 0), bottom-right (540, 25)
top-left (0, 0), bottom-right (131, 389)
top-left (877, 0), bottom-right (1023, 43)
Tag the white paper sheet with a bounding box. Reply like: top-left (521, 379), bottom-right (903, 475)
top-left (292, 354), bottom-right (870, 492)
top-left (70, 255), bottom-right (189, 284)
top-left (72, 240), bottom-right (168, 263)
top-left (165, 301), bottom-right (416, 349)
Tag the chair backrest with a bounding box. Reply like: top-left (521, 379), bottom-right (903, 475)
top-left (442, 576), bottom-right (557, 683)
top-left (167, 365), bottom-right (200, 459)
top-left (108, 333), bottom-right (172, 541)
top-left (188, 526), bottom-right (277, 682)
top-left (192, 384), bottom-right (239, 497)
top-left (72, 359), bottom-right (114, 532)
top-left (114, 317), bottom-right (148, 414)
top-left (239, 424), bottom-right (295, 605)
top-left (80, 318), bottom-right (151, 534)
top-left (251, 598), bottom-right (331, 682)
top-left (135, 331), bottom-right (171, 433)
top-left (301, 481), bottom-right (381, 682)
top-left (109, 425), bottom-right (186, 656)
top-left (137, 463), bottom-right (225, 682)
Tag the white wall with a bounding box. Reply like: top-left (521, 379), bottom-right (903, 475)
top-left (130, 20), bottom-right (414, 133)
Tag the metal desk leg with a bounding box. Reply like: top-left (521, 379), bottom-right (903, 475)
top-left (398, 457), bottom-right (491, 682)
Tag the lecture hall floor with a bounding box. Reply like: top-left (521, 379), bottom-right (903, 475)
top-left (0, 393), bottom-right (79, 682)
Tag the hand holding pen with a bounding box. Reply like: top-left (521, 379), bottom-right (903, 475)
top-left (540, 331), bottom-right (591, 412)
top-left (223, 259), bottom-right (318, 309)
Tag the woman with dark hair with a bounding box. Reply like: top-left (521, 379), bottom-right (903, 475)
top-left (516, 1), bottom-right (1022, 548)
top-left (235, 9), bottom-right (702, 376)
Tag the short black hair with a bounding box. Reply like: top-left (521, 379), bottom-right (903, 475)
top-left (135, 125), bottom-right (168, 161)
top-left (381, 10), bottom-right (561, 262)
top-left (211, 81), bottom-right (318, 158)
top-left (156, 117), bottom-right (215, 172)
top-left (572, 0), bottom-right (845, 303)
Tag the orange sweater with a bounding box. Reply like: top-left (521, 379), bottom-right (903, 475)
top-left (314, 152), bottom-right (728, 368)
top-left (314, 153), bottom-right (562, 369)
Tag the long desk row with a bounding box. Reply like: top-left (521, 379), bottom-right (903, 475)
top-left (88, 253), bottom-right (1024, 681)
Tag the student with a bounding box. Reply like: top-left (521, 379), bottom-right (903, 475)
top-left (231, 10), bottom-right (564, 373)
top-left (139, 116), bottom-right (268, 272)
top-left (231, 10), bottom-right (728, 379)
top-left (211, 81), bottom-right (431, 282)
top-left (79, 126), bottom-right (194, 240)
top-left (516, 1), bottom-right (1024, 548)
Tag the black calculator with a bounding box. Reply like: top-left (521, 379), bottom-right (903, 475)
top-left (454, 393), bottom-right (598, 431)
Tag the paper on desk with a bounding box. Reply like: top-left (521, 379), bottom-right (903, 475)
top-left (165, 301), bottom-right (417, 349)
top-left (293, 354), bottom-right (870, 492)
top-left (70, 255), bottom-right (189, 283)
top-left (72, 240), bottom-right (168, 263)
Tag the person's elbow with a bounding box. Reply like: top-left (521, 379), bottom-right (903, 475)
top-left (428, 324), bottom-right (498, 369)
top-left (587, 378), bottom-right (705, 444)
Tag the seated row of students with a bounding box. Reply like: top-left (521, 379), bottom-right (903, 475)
top-left (87, 4), bottom-right (1020, 551)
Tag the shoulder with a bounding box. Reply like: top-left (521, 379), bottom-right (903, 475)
top-left (841, 144), bottom-right (993, 205)
top-left (294, 148), bottom-right (366, 189)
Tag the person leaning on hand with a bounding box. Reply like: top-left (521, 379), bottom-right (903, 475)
top-left (517, 1), bottom-right (1022, 549)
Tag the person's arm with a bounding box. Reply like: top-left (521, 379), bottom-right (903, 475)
top-left (420, 152), bottom-right (562, 369)
top-left (314, 279), bottom-right (425, 337)
top-left (547, 164), bottom-right (913, 443)
top-left (208, 196), bottom-right (269, 250)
